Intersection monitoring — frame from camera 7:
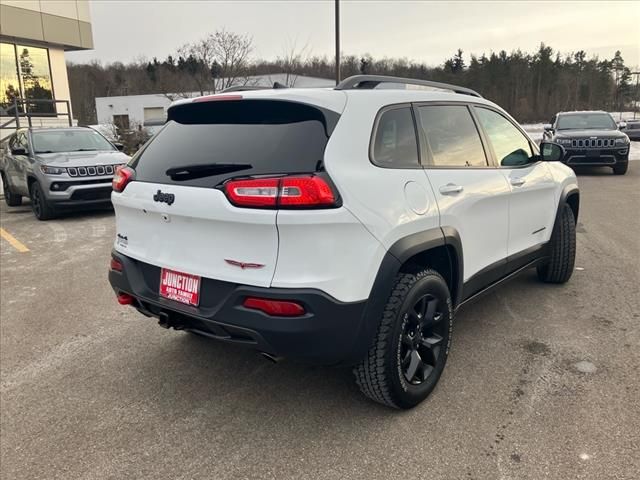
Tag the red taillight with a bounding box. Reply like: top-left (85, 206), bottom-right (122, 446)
top-left (110, 258), bottom-right (123, 272)
top-left (243, 297), bottom-right (306, 317)
top-left (117, 293), bottom-right (134, 305)
top-left (112, 166), bottom-right (135, 193)
top-left (225, 178), bottom-right (279, 207)
top-left (224, 175), bottom-right (337, 209)
top-left (279, 176), bottom-right (335, 207)
top-left (192, 94), bottom-right (243, 103)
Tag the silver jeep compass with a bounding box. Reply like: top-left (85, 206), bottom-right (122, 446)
top-left (0, 127), bottom-right (130, 220)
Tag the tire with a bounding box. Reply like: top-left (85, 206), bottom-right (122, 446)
top-left (612, 162), bottom-right (628, 175)
top-left (1, 173), bottom-right (22, 207)
top-left (353, 269), bottom-right (453, 409)
top-left (29, 181), bottom-right (56, 220)
top-left (537, 203), bottom-right (576, 283)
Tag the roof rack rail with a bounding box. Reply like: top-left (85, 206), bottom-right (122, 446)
top-left (334, 75), bottom-right (482, 98)
top-left (221, 82), bottom-right (289, 93)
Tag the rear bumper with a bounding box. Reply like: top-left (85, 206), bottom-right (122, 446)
top-left (561, 148), bottom-right (629, 166)
top-left (108, 250), bottom-right (369, 365)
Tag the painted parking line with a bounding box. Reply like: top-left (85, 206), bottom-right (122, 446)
top-left (0, 227), bottom-right (30, 253)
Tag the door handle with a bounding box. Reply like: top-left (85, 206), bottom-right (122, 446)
top-left (439, 183), bottom-right (464, 195)
top-left (510, 177), bottom-right (526, 187)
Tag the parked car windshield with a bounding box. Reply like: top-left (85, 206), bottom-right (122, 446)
top-left (556, 113), bottom-right (616, 130)
top-left (32, 129), bottom-right (115, 153)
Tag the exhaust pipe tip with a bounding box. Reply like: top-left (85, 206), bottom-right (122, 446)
top-left (260, 352), bottom-right (283, 363)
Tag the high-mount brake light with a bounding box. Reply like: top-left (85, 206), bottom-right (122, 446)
top-left (192, 94), bottom-right (243, 103)
top-left (224, 175), bottom-right (337, 209)
top-left (112, 166), bottom-right (135, 192)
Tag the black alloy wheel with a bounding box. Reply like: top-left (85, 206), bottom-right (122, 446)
top-left (400, 294), bottom-right (447, 385)
top-left (354, 269), bottom-right (453, 409)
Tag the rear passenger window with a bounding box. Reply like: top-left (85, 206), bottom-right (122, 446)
top-left (417, 105), bottom-right (487, 167)
top-left (371, 107), bottom-right (419, 168)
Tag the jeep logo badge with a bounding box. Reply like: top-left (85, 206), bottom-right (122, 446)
top-left (153, 190), bottom-right (175, 205)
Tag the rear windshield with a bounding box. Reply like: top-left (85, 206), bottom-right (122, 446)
top-left (130, 100), bottom-right (340, 188)
top-left (556, 113), bottom-right (616, 130)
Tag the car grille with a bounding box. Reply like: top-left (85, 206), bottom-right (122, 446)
top-left (570, 138), bottom-right (615, 148)
top-left (66, 164), bottom-right (125, 177)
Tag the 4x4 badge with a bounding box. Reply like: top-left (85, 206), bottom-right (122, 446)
top-left (153, 190), bottom-right (175, 205)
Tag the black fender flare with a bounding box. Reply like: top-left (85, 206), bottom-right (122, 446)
top-left (557, 185), bottom-right (580, 226)
top-left (387, 226), bottom-right (463, 306)
top-left (344, 227), bottom-right (464, 365)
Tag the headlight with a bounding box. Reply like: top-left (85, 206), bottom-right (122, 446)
top-left (557, 138), bottom-right (572, 146)
top-left (40, 165), bottom-right (66, 175)
top-left (614, 137), bottom-right (629, 146)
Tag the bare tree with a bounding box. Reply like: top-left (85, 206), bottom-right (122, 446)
top-left (177, 29), bottom-right (253, 95)
top-left (274, 39), bottom-right (311, 87)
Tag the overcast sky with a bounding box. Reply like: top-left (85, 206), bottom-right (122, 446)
top-left (67, 1), bottom-right (640, 69)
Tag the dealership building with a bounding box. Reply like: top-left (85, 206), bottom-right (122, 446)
top-left (0, 0), bottom-right (93, 140)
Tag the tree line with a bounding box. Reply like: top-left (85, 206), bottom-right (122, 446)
top-left (67, 30), bottom-right (638, 126)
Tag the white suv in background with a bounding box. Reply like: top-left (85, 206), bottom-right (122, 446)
top-left (108, 76), bottom-right (578, 409)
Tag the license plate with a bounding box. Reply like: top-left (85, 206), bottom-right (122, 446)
top-left (159, 268), bottom-right (201, 306)
top-left (586, 150), bottom-right (600, 158)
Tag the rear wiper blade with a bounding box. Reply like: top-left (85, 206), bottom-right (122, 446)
top-left (75, 148), bottom-right (97, 151)
top-left (166, 163), bottom-right (252, 180)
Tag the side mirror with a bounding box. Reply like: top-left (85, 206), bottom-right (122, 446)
top-left (11, 147), bottom-right (27, 156)
top-left (114, 142), bottom-right (125, 151)
top-left (543, 124), bottom-right (553, 132)
top-left (539, 142), bottom-right (564, 162)
top-left (618, 122), bottom-right (627, 130)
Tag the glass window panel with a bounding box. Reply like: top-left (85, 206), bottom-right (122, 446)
top-left (0, 43), bottom-right (20, 114)
top-left (418, 105), bottom-right (487, 167)
top-left (475, 108), bottom-right (533, 167)
top-left (371, 107), bottom-right (420, 168)
top-left (17, 45), bottom-right (54, 114)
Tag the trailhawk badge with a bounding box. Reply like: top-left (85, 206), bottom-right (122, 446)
top-left (225, 259), bottom-right (265, 270)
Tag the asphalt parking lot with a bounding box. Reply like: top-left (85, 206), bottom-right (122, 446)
top-left (1, 163), bottom-right (639, 480)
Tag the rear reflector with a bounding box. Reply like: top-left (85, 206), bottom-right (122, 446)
top-left (224, 175), bottom-right (336, 209)
top-left (117, 293), bottom-right (135, 305)
top-left (192, 94), bottom-right (243, 103)
top-left (110, 258), bottom-right (123, 272)
top-left (243, 297), bottom-right (306, 317)
top-left (112, 166), bottom-right (135, 193)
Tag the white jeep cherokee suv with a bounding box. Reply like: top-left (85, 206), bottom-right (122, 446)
top-left (108, 75), bottom-right (578, 409)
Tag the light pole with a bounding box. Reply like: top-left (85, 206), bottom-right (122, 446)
top-left (632, 71), bottom-right (640, 120)
top-left (335, 0), bottom-right (340, 85)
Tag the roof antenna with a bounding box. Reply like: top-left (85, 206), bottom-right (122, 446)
top-left (273, 82), bottom-right (288, 89)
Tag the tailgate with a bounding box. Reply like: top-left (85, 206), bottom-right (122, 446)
top-left (111, 96), bottom-right (342, 289)
top-left (112, 181), bottom-right (278, 287)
